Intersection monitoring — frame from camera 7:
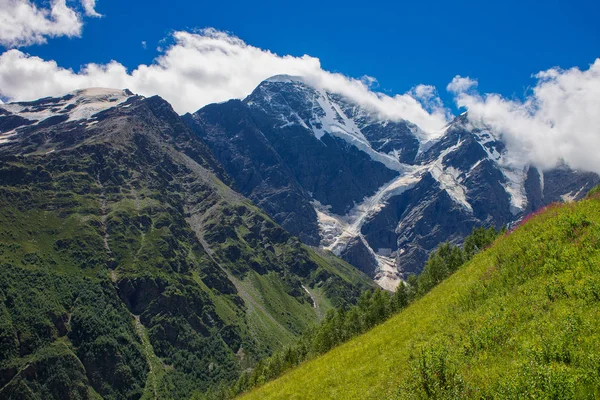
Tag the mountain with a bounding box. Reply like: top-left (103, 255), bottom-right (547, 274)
top-left (0, 89), bottom-right (373, 399)
top-left (240, 188), bottom-right (600, 399)
top-left (1, 81), bottom-right (598, 399)
top-left (184, 76), bottom-right (599, 289)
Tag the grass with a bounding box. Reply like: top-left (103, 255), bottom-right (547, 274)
top-left (241, 195), bottom-right (600, 399)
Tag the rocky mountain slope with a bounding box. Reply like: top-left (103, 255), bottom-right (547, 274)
top-left (184, 76), bottom-right (599, 289)
top-left (0, 89), bottom-right (373, 399)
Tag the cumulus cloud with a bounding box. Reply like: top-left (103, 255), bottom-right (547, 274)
top-left (0, 0), bottom-right (100, 47)
top-left (447, 75), bottom-right (478, 94)
top-left (410, 84), bottom-right (445, 114)
top-left (452, 60), bottom-right (600, 175)
top-left (0, 29), bottom-right (450, 133)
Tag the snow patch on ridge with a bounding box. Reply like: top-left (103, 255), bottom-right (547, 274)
top-left (1, 88), bottom-right (133, 124)
top-left (0, 88), bottom-right (136, 146)
top-left (67, 88), bottom-right (133, 121)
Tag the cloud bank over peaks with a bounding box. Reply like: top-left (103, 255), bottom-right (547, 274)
top-left (451, 59), bottom-right (600, 175)
top-left (0, 0), bottom-right (101, 48)
top-left (0, 26), bottom-right (598, 177)
top-left (0, 29), bottom-right (451, 134)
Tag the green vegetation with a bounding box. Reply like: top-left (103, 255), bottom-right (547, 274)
top-left (228, 288), bottom-right (408, 398)
top-left (0, 101), bottom-right (373, 400)
top-left (241, 193), bottom-right (600, 399)
top-left (413, 226), bottom-right (501, 296)
top-left (228, 226), bottom-right (499, 398)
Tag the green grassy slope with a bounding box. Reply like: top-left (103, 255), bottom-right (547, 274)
top-left (242, 193), bottom-right (600, 399)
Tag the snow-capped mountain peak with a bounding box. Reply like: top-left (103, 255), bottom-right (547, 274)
top-left (245, 76), bottom-right (424, 171)
top-left (237, 76), bottom-right (598, 288)
top-left (264, 74), bottom-right (306, 84)
top-left (0, 88), bottom-right (138, 145)
top-left (1, 88), bottom-right (135, 126)
top-left (186, 76), bottom-right (600, 291)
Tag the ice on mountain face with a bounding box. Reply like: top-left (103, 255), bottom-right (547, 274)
top-left (249, 78), bottom-right (417, 173)
top-left (312, 89), bottom-right (416, 172)
top-left (313, 200), bottom-right (348, 249)
top-left (561, 186), bottom-right (586, 203)
top-left (326, 170), bottom-right (423, 251)
top-left (474, 130), bottom-right (504, 162)
top-left (473, 129), bottom-right (528, 214)
top-left (373, 252), bottom-right (402, 291)
top-left (314, 169), bottom-right (423, 289)
top-left (246, 80), bottom-right (317, 132)
top-left (501, 167), bottom-right (528, 214)
top-left (428, 140), bottom-right (473, 212)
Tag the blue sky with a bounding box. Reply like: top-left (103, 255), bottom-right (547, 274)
top-left (12, 0), bottom-right (600, 106)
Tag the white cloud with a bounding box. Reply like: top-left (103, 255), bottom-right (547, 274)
top-left (360, 75), bottom-right (378, 88)
top-left (0, 29), bottom-right (450, 133)
top-left (447, 75), bottom-right (478, 94)
top-left (141, 40), bottom-right (147, 49)
top-left (452, 60), bottom-right (600, 175)
top-left (80, 0), bottom-right (101, 17)
top-left (410, 84), bottom-right (445, 114)
top-left (0, 0), bottom-right (101, 47)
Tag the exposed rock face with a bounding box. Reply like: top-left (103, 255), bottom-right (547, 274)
top-left (184, 77), bottom-right (600, 286)
top-left (182, 100), bottom-right (321, 245)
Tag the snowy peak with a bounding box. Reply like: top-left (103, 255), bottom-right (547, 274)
top-left (0, 88), bottom-right (136, 131)
top-left (0, 88), bottom-right (139, 146)
top-left (186, 78), bottom-right (600, 290)
top-left (246, 76), bottom-right (422, 171)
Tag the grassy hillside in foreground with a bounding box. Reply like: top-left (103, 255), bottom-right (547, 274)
top-left (241, 193), bottom-right (600, 399)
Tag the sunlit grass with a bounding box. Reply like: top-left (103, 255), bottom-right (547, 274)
top-left (242, 195), bottom-right (600, 399)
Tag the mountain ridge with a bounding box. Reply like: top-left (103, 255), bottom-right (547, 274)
top-left (2, 81), bottom-right (598, 291)
top-left (184, 76), bottom-right (599, 289)
top-left (0, 90), bottom-right (374, 399)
